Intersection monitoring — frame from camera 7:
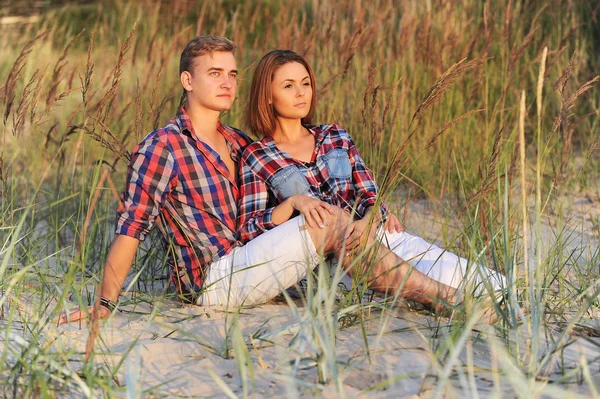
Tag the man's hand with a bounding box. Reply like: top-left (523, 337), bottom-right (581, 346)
top-left (56, 234), bottom-right (139, 326)
top-left (56, 305), bottom-right (110, 325)
top-left (383, 213), bottom-right (403, 234)
top-left (289, 195), bottom-right (336, 229)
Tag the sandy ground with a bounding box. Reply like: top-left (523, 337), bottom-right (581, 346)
top-left (6, 191), bottom-right (600, 398)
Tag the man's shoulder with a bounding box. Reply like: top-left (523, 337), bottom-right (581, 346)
top-left (134, 119), bottom-right (184, 150)
top-left (222, 124), bottom-right (253, 147)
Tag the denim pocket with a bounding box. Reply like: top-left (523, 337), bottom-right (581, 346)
top-left (323, 149), bottom-right (352, 178)
top-left (269, 165), bottom-right (310, 199)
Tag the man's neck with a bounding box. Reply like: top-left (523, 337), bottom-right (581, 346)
top-left (185, 104), bottom-right (221, 140)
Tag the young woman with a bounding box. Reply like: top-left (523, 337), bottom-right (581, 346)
top-left (238, 50), bottom-right (506, 299)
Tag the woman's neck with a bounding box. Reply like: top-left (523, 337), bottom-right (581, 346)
top-left (272, 118), bottom-right (305, 144)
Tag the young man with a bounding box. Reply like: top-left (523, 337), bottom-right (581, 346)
top-left (59, 36), bottom-right (457, 324)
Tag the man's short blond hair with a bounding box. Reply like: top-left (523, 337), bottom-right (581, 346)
top-left (179, 35), bottom-right (236, 75)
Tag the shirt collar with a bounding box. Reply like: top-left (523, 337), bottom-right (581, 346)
top-left (176, 106), bottom-right (244, 161)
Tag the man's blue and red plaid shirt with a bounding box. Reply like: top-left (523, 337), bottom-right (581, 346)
top-left (238, 124), bottom-right (387, 243)
top-left (115, 107), bottom-right (251, 297)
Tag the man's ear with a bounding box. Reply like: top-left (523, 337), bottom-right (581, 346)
top-left (180, 71), bottom-right (192, 92)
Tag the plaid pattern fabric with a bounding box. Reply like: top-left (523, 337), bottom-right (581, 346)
top-left (116, 107), bottom-right (252, 297)
top-left (238, 124), bottom-right (387, 242)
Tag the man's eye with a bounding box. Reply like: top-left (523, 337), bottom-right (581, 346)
top-left (211, 71), bottom-right (219, 76)
top-left (230, 74), bottom-right (237, 79)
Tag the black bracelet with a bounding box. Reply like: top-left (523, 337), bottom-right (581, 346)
top-left (100, 297), bottom-right (116, 312)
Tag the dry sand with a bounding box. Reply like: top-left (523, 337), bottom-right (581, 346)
top-left (33, 192), bottom-right (600, 397)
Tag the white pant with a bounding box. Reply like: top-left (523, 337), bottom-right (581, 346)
top-left (379, 230), bottom-right (506, 297)
top-left (199, 216), bottom-right (319, 307)
top-left (199, 217), bottom-right (507, 307)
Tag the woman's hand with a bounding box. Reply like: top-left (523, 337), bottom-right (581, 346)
top-left (344, 218), bottom-right (378, 252)
top-left (383, 213), bottom-right (403, 234)
top-left (56, 305), bottom-right (110, 325)
top-left (289, 195), bottom-right (336, 228)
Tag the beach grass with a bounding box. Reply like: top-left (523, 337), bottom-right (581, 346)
top-left (1, 0), bottom-right (599, 397)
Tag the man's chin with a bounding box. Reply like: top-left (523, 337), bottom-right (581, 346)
top-left (211, 100), bottom-right (234, 112)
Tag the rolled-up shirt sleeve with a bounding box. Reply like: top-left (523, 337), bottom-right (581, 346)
top-left (346, 131), bottom-right (388, 220)
top-left (237, 150), bottom-right (278, 243)
top-left (115, 138), bottom-right (178, 241)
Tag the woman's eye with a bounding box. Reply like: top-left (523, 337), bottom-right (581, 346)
top-left (284, 84), bottom-right (292, 89)
top-left (303, 82), bottom-right (311, 86)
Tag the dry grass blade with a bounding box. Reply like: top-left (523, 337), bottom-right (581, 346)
top-left (518, 90), bottom-right (529, 301)
top-left (84, 281), bottom-right (103, 363)
top-left (466, 125), bottom-right (505, 206)
top-left (362, 60), bottom-right (377, 132)
top-left (410, 57), bottom-right (487, 125)
top-left (564, 75), bottom-right (600, 111)
top-left (0, 152), bottom-right (5, 198)
top-left (80, 31), bottom-right (96, 106)
top-left (316, 53), bottom-right (355, 101)
top-left (553, 52), bottom-right (576, 95)
top-left (381, 79), bottom-right (401, 132)
top-left (370, 85), bottom-right (380, 141)
top-left (45, 30), bottom-right (85, 111)
top-left (149, 26), bottom-right (192, 123)
top-left (12, 68), bottom-right (40, 136)
top-left (425, 109), bottom-right (484, 150)
top-left (508, 24), bottom-right (537, 71)
top-left (29, 65), bottom-right (47, 127)
top-left (588, 139), bottom-right (600, 159)
top-left (3, 30), bottom-right (49, 124)
top-left (95, 21), bottom-right (138, 124)
top-left (134, 78), bottom-right (143, 141)
top-left (71, 118), bottom-right (131, 164)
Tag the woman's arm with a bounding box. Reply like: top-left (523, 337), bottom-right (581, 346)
top-left (237, 155), bottom-right (336, 242)
top-left (237, 156), bottom-right (281, 242)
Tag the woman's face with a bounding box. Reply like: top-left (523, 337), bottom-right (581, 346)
top-left (270, 62), bottom-right (312, 120)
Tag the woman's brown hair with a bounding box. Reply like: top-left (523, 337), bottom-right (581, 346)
top-left (244, 50), bottom-right (316, 136)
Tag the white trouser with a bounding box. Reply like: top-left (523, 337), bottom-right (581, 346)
top-left (199, 217), bottom-right (507, 307)
top-left (379, 229), bottom-right (506, 297)
top-left (199, 216), bottom-right (319, 307)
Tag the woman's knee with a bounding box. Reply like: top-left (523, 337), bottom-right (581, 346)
top-left (306, 206), bottom-right (350, 254)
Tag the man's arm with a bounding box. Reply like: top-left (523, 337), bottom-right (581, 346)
top-left (57, 234), bottom-right (139, 324)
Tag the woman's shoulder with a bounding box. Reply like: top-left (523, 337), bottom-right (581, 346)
top-left (241, 139), bottom-right (272, 162)
top-left (310, 124), bottom-right (353, 143)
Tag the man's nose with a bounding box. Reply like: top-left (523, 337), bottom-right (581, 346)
top-left (221, 76), bottom-right (233, 89)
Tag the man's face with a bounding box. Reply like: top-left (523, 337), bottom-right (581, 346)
top-left (182, 51), bottom-right (238, 112)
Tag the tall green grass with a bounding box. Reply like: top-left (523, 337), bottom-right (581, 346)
top-left (1, 0), bottom-right (599, 397)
